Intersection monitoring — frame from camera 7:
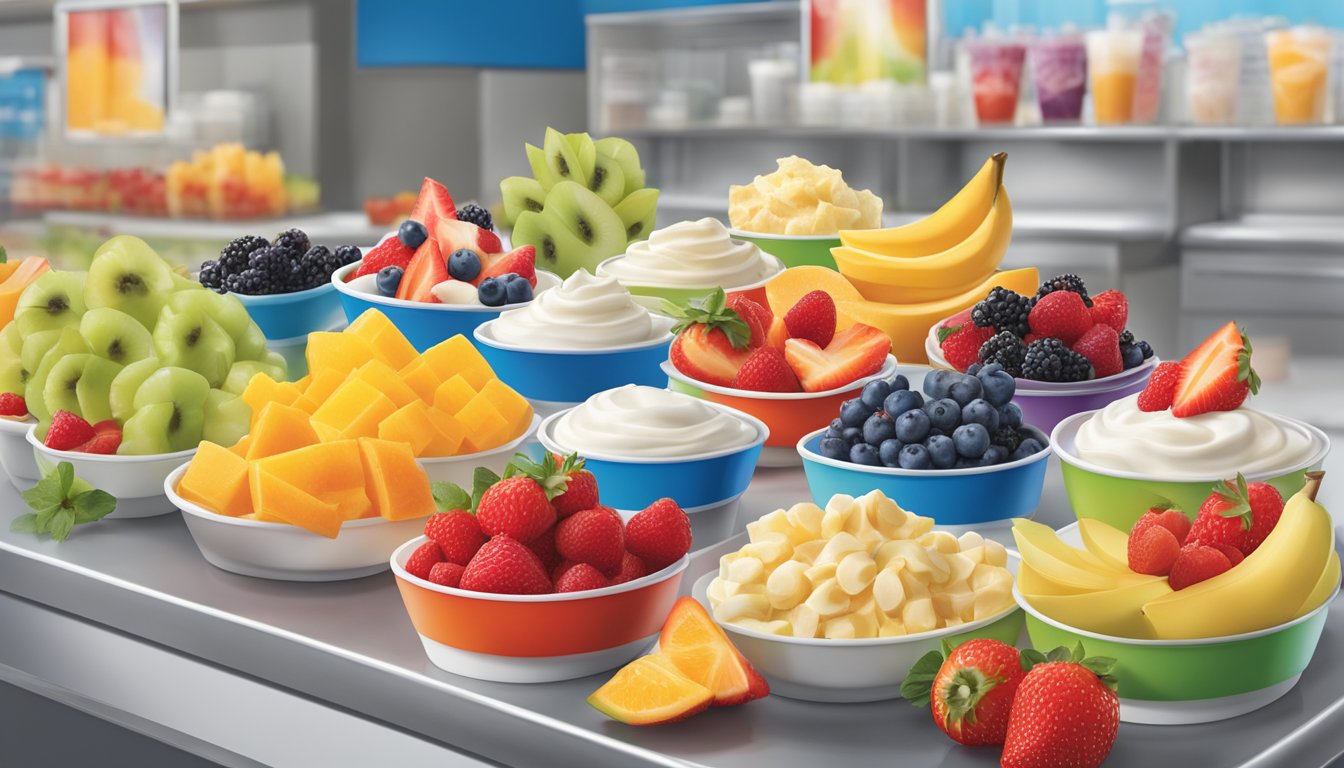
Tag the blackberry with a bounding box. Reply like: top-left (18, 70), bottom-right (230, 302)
top-left (218, 235), bottom-right (268, 276)
top-left (991, 426), bottom-right (1022, 453)
top-left (273, 228), bottom-right (311, 258)
top-left (1022, 338), bottom-right (1094, 382)
top-left (225, 269), bottom-right (274, 295)
top-left (978, 331), bottom-right (1027, 377)
top-left (456, 203), bottom-right (493, 232)
top-left (972, 287), bottom-right (1033, 337)
top-left (1036, 273), bottom-right (1092, 307)
top-left (249, 245), bottom-right (294, 278)
top-left (1119, 329), bottom-right (1135, 348)
top-left (293, 246), bottom-right (333, 290)
top-left (333, 245), bottom-right (362, 266)
top-left (197, 260), bottom-right (224, 291)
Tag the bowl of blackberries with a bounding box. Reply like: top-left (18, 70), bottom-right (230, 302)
top-left (926, 274), bottom-right (1160, 434)
top-left (797, 365), bottom-right (1051, 527)
top-left (198, 228), bottom-right (354, 340)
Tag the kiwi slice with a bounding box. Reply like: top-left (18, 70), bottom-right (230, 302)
top-left (15, 271), bottom-right (88, 335)
top-left (594, 137), bottom-right (647, 199)
top-left (525, 143), bottom-right (560, 191)
top-left (499, 176), bottom-right (547, 229)
top-left (512, 183), bottom-right (625, 278)
top-left (42, 353), bottom-right (95, 420)
top-left (566, 131), bottom-right (598, 183)
top-left (86, 235), bottom-right (176, 329)
top-left (542, 127), bottom-right (590, 188)
top-left (20, 329), bottom-right (63, 380)
top-left (121, 367), bottom-right (210, 454)
top-left (109, 358), bottom-right (161, 423)
top-left (613, 188), bottom-right (659, 243)
top-left (25, 327), bottom-right (91, 424)
top-left (79, 307), bottom-right (155, 366)
top-left (0, 324), bottom-right (28, 395)
top-left (587, 153), bottom-right (627, 207)
top-left (74, 355), bottom-right (123, 423)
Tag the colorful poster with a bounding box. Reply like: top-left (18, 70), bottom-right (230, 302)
top-left (807, 0), bottom-right (927, 85)
top-left (64, 3), bottom-right (169, 135)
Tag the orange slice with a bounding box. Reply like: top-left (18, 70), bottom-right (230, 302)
top-left (588, 655), bottom-right (713, 725)
top-left (657, 597), bottom-right (769, 706)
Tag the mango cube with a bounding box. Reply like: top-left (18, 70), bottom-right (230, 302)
top-left (246, 402), bottom-right (320, 460)
top-left (378, 399), bottom-right (435, 456)
top-left (249, 465), bottom-right (342, 538)
top-left (479, 378), bottom-right (533, 438)
top-left (421, 335), bottom-right (494, 390)
top-left (310, 379), bottom-right (397, 442)
top-left (423, 406), bottom-right (466, 456)
top-left (457, 394), bottom-right (508, 453)
top-left (178, 441), bottom-right (253, 517)
top-left (348, 359), bottom-right (419, 408)
top-left (397, 360), bottom-right (441, 403)
top-left (432, 375), bottom-right (476, 415)
top-left (346, 310), bottom-right (418, 370)
top-left (357, 437), bottom-right (435, 521)
top-left (241, 375), bottom-right (300, 421)
top-left (306, 331), bottom-right (377, 377)
top-left (253, 440), bottom-right (372, 520)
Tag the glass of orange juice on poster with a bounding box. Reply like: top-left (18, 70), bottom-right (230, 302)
top-left (1086, 28), bottom-right (1144, 124)
top-left (1265, 27), bottom-right (1330, 125)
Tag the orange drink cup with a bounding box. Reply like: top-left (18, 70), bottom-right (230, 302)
top-left (1185, 32), bottom-right (1242, 124)
top-left (1266, 27), bottom-right (1330, 125)
top-left (1086, 29), bottom-right (1143, 124)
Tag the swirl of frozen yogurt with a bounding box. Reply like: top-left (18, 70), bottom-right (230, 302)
top-left (488, 270), bottom-right (664, 349)
top-left (599, 218), bottom-right (780, 289)
top-left (551, 385), bottom-right (759, 458)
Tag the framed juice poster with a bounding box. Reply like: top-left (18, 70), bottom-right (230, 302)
top-left (806, 0), bottom-right (927, 84)
top-left (57, 0), bottom-right (176, 137)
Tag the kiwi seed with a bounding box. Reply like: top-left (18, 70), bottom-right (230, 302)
top-left (577, 217), bottom-right (594, 244)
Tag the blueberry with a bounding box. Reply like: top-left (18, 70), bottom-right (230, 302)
top-left (978, 369), bottom-right (1016, 407)
top-left (924, 434), bottom-right (956, 469)
top-left (842, 427), bottom-right (862, 445)
top-left (850, 443), bottom-right (882, 466)
top-left (863, 411), bottom-right (896, 446)
top-left (504, 275), bottom-right (534, 304)
top-left (954, 457), bottom-right (978, 469)
top-left (840, 398), bottom-right (874, 427)
top-left (898, 443), bottom-right (932, 470)
top-left (948, 375), bottom-right (984, 406)
top-left (966, 362), bottom-right (983, 376)
top-left (861, 379), bottom-right (893, 410)
top-left (448, 248), bottom-right (482, 282)
top-left (826, 418), bottom-right (845, 439)
top-left (1138, 340), bottom-right (1154, 359)
top-left (928, 428), bottom-right (945, 438)
top-left (1122, 344), bottom-right (1144, 370)
top-left (923, 398), bottom-right (962, 432)
top-left (894, 408), bottom-right (931, 444)
top-left (953, 423), bottom-right (991, 459)
top-left (961, 399), bottom-right (1001, 432)
top-left (819, 436), bottom-right (849, 461)
top-left (888, 373), bottom-right (910, 391)
top-left (477, 277), bottom-right (507, 307)
top-left (977, 362), bottom-right (1004, 377)
top-left (397, 219), bottom-right (428, 249)
top-left (883, 389), bottom-right (924, 417)
top-left (374, 266), bottom-right (403, 297)
top-left (980, 445), bottom-right (1009, 466)
top-left (999, 402), bottom-right (1023, 429)
top-left (1010, 438), bottom-right (1044, 462)
top-left (879, 439), bottom-right (903, 467)
top-left (923, 369), bottom-right (955, 399)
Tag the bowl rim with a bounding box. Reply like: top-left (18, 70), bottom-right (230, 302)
top-left (416, 413), bottom-right (541, 464)
top-left (391, 534), bottom-right (690, 602)
top-left (662, 354), bottom-right (898, 401)
top-left (0, 414), bottom-right (36, 434)
top-left (330, 262), bottom-right (561, 313)
top-left (229, 281), bottom-right (336, 304)
top-left (536, 396), bottom-right (769, 465)
top-left (164, 461), bottom-right (399, 531)
top-left (594, 251), bottom-right (785, 293)
top-left (724, 227), bottom-right (845, 242)
top-left (473, 313), bottom-right (676, 355)
top-left (796, 423), bottom-right (1052, 476)
top-left (27, 424), bottom-right (197, 463)
top-left (692, 567), bottom-right (1022, 647)
top-left (1050, 407), bottom-right (1332, 483)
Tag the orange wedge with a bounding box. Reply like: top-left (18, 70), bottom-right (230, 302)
top-left (657, 597), bottom-right (769, 706)
top-left (588, 655), bottom-right (713, 725)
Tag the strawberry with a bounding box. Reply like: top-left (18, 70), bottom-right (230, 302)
top-left (423, 511), bottom-right (486, 566)
top-left (479, 244), bottom-right (537, 288)
top-left (624, 498), bottom-right (693, 571)
top-left (1001, 645), bottom-right (1119, 768)
top-left (552, 559), bottom-right (580, 582)
top-left (91, 419), bottom-right (120, 434)
top-left (75, 430), bottom-right (122, 455)
top-left (44, 410), bottom-right (95, 451)
top-left (784, 323), bottom-right (891, 393)
top-left (783, 290), bottom-right (836, 348)
top-left (1089, 289), bottom-right (1128, 332)
top-left (937, 322), bottom-right (995, 372)
top-left (1137, 360), bottom-right (1182, 412)
top-left (434, 218), bottom-right (502, 266)
top-left (1168, 543), bottom-right (1233, 590)
top-left (1027, 291), bottom-right (1093, 345)
top-left (555, 506), bottom-right (625, 573)
top-left (1186, 490), bottom-right (1249, 553)
top-left (407, 176), bottom-right (457, 231)
top-left (901, 638), bottom-right (1025, 746)
top-left (427, 561), bottom-right (465, 588)
top-left (733, 346), bottom-right (801, 392)
top-left (405, 540), bottom-right (445, 581)
top-left (475, 476), bottom-right (556, 542)
top-left (726, 294), bottom-right (772, 349)
top-left (549, 454), bottom-right (600, 518)
top-left (1216, 544), bottom-right (1245, 567)
top-left (555, 562), bottom-right (609, 593)
top-left (765, 316), bottom-right (791, 350)
top-left (352, 236), bottom-right (414, 279)
top-left (1242, 480), bottom-right (1285, 553)
top-left (1128, 504), bottom-right (1190, 545)
top-left (459, 536), bottom-right (552, 595)
top-left (607, 551), bottom-right (650, 584)
top-left (1188, 473), bottom-right (1282, 555)
top-left (394, 238), bottom-right (448, 303)
top-left (524, 527), bottom-right (561, 570)
top-left (666, 289), bottom-right (753, 387)
top-left (1126, 524), bottom-right (1180, 575)
top-left (0, 392), bottom-right (27, 417)
top-left (1171, 322), bottom-right (1260, 418)
top-left (1071, 323), bottom-right (1122, 379)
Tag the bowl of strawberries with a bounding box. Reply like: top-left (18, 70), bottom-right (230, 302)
top-left (926, 275), bottom-right (1159, 434)
top-left (660, 284), bottom-right (895, 467)
top-left (391, 453), bottom-right (693, 683)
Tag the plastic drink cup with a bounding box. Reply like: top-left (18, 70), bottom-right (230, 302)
top-left (1266, 27), bottom-right (1330, 125)
top-left (966, 38), bottom-right (1026, 124)
top-left (1185, 32), bottom-right (1242, 124)
top-left (1087, 29), bottom-right (1144, 125)
top-left (1132, 14), bottom-right (1173, 123)
top-left (1029, 36), bottom-right (1087, 122)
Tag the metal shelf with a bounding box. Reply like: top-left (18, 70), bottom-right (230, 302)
top-left (43, 210), bottom-right (388, 246)
top-left (618, 123), bottom-right (1344, 143)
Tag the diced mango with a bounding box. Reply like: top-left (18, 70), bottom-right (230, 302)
top-left (305, 331), bottom-right (377, 377)
top-left (241, 375), bottom-right (300, 420)
top-left (253, 440), bottom-right (372, 520)
top-left (348, 359), bottom-right (419, 408)
top-left (178, 441), bottom-right (253, 517)
top-left (457, 394), bottom-right (508, 453)
top-left (249, 465), bottom-right (342, 538)
top-left (346, 310), bottom-right (418, 370)
top-left (398, 360), bottom-right (441, 403)
top-left (432, 374), bottom-right (476, 415)
top-left (421, 335), bottom-right (495, 390)
top-left (378, 400), bottom-right (434, 456)
top-left (423, 407), bottom-right (466, 456)
top-left (310, 379), bottom-right (397, 442)
top-left (478, 379), bottom-right (533, 438)
top-left (357, 437), bottom-right (436, 521)
top-left (245, 402), bottom-right (320, 460)
top-left (293, 374), bottom-right (311, 392)
top-left (230, 435), bottom-right (252, 457)
top-left (292, 367), bottom-right (347, 413)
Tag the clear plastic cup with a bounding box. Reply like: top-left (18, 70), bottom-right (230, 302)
top-left (1185, 32), bottom-right (1242, 124)
top-left (1029, 36), bottom-right (1087, 122)
top-left (1133, 12), bottom-right (1174, 123)
top-left (965, 38), bottom-right (1026, 124)
top-left (1266, 27), bottom-right (1331, 125)
top-left (1086, 29), bottom-right (1144, 124)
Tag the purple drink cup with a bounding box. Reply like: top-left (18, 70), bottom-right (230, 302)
top-left (1030, 37), bottom-right (1087, 122)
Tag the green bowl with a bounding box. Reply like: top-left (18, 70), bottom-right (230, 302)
top-left (1017, 524), bottom-right (1337, 725)
top-left (595, 253), bottom-right (783, 314)
top-left (726, 229), bottom-right (840, 270)
top-left (1051, 409), bottom-right (1330, 532)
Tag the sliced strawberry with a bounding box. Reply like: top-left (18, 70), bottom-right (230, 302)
top-left (783, 323), bottom-right (891, 392)
top-left (434, 218), bottom-right (502, 264)
top-left (480, 244), bottom-right (537, 288)
top-left (733, 346), bottom-right (800, 392)
top-left (1171, 322), bottom-right (1260, 418)
top-left (75, 430), bottom-right (122, 455)
top-left (351, 237), bottom-right (414, 280)
top-left (726, 294), bottom-right (772, 349)
top-left (667, 289), bottom-right (754, 387)
top-left (396, 239), bottom-right (448, 303)
top-left (408, 177), bottom-right (456, 232)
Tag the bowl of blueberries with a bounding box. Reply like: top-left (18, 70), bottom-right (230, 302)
top-left (796, 364), bottom-right (1051, 527)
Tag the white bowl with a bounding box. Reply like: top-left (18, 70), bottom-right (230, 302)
top-left (0, 416), bottom-right (39, 488)
top-left (415, 414), bottom-right (540, 485)
top-left (27, 426), bottom-right (194, 518)
top-left (165, 462), bottom-right (426, 581)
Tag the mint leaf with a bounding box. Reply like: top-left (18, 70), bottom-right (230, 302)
top-left (72, 490), bottom-right (116, 524)
top-left (22, 470), bottom-right (66, 511)
top-left (470, 467), bottom-right (500, 512)
top-left (56, 462), bottom-right (73, 495)
top-left (14, 462), bottom-right (114, 541)
top-left (899, 650), bottom-right (945, 707)
top-left (936, 324), bottom-right (962, 344)
top-left (1020, 648), bottom-right (1046, 671)
top-left (35, 504), bottom-right (59, 529)
top-left (9, 513), bottom-right (38, 534)
top-left (0, 245), bottom-right (8, 264)
top-left (431, 481), bottom-right (471, 513)
top-left (48, 508), bottom-right (74, 542)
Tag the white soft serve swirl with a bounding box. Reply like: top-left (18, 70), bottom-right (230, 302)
top-left (488, 270), bottom-right (663, 349)
top-left (551, 385), bottom-right (759, 458)
top-left (599, 217), bottom-right (780, 289)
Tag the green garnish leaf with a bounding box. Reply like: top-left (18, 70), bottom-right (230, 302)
top-left (13, 461), bottom-right (116, 542)
top-left (431, 481), bottom-right (472, 513)
top-left (899, 649), bottom-right (945, 707)
top-left (662, 288), bottom-right (752, 350)
top-left (9, 513), bottom-right (39, 534)
top-left (0, 244), bottom-right (8, 264)
top-left (936, 324), bottom-right (962, 344)
top-left (72, 489), bottom-right (116, 524)
top-left (470, 466), bottom-right (500, 512)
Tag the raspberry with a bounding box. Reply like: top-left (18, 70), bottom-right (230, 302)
top-left (1168, 544), bottom-right (1233, 590)
top-left (1126, 525), bottom-right (1180, 576)
top-left (1137, 361), bottom-right (1181, 412)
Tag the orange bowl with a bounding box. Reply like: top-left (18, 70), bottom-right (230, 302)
top-left (391, 536), bottom-right (688, 683)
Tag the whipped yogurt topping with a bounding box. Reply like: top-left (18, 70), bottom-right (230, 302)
top-left (1073, 394), bottom-right (1318, 478)
top-left (488, 271), bottom-right (663, 349)
top-left (599, 218), bottom-right (780, 289)
top-left (551, 385), bottom-right (758, 458)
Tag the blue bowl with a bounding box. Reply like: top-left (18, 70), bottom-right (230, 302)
top-left (472, 317), bottom-right (675, 407)
top-left (232, 283), bottom-right (345, 341)
top-left (330, 263), bottom-right (562, 352)
top-left (797, 425), bottom-right (1052, 526)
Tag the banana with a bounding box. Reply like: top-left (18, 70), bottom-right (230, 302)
top-left (1300, 549), bottom-right (1340, 614)
top-left (838, 153), bottom-right (1006, 257)
top-left (1076, 518), bottom-right (1131, 572)
top-left (1143, 472), bottom-right (1334, 639)
top-left (1022, 579), bottom-right (1171, 640)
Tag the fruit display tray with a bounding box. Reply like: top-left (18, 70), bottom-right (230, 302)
top-left (2, 462), bottom-right (1342, 767)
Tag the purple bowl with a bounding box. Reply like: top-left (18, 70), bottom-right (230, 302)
top-left (1013, 367), bottom-right (1154, 434)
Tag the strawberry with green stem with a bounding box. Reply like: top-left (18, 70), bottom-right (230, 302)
top-left (664, 289), bottom-right (753, 387)
top-left (901, 638), bottom-right (1026, 746)
top-left (1001, 643), bottom-right (1120, 768)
